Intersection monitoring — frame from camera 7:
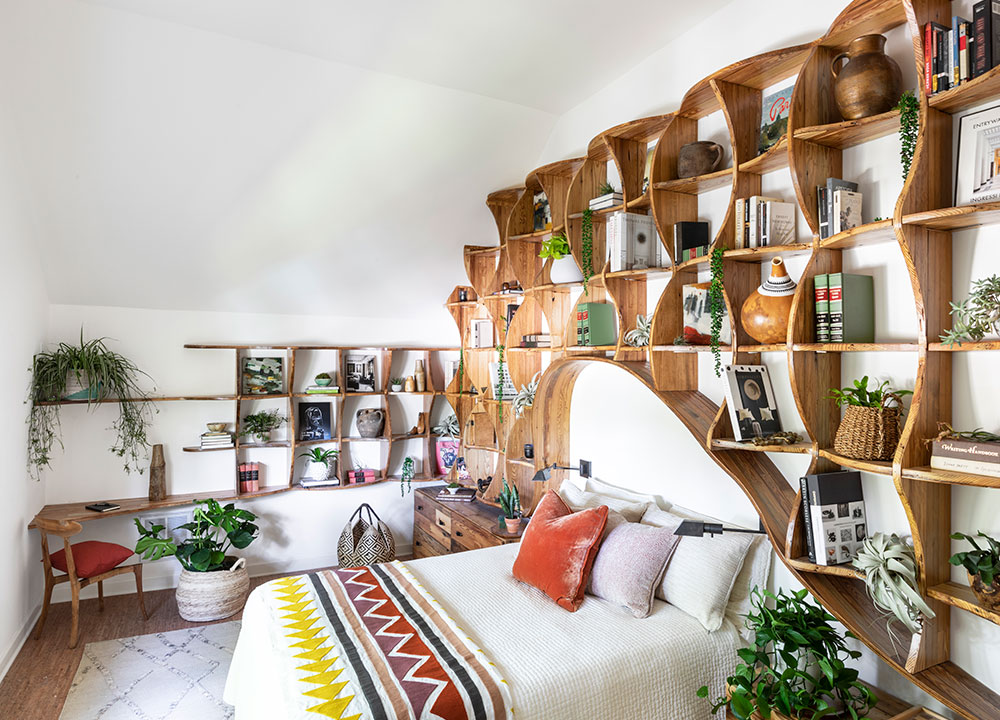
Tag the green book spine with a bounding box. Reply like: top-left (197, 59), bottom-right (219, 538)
top-left (814, 274), bottom-right (829, 343)
top-left (841, 274), bottom-right (875, 343)
top-left (577, 303), bottom-right (617, 346)
top-left (828, 272), bottom-right (843, 343)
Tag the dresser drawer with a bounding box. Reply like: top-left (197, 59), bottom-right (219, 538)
top-left (414, 495), bottom-right (441, 525)
top-left (415, 510), bottom-right (451, 547)
top-left (413, 526), bottom-right (448, 558)
top-left (451, 514), bottom-right (501, 552)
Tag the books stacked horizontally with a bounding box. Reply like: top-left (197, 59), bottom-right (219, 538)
top-left (305, 385), bottom-right (340, 395)
top-left (607, 212), bottom-right (664, 272)
top-left (589, 190), bottom-right (623, 211)
top-left (931, 435), bottom-right (1000, 478)
top-left (519, 333), bottom-right (552, 348)
top-left (925, 6), bottom-right (998, 97)
top-left (300, 476), bottom-right (341, 489)
top-left (813, 273), bottom-right (874, 343)
top-left (800, 470), bottom-right (868, 566)
top-left (816, 178), bottom-right (861, 240)
top-left (437, 487), bottom-right (477, 502)
top-left (201, 431), bottom-right (234, 450)
top-left (734, 196), bottom-right (796, 248)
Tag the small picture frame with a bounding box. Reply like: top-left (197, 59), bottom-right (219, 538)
top-left (298, 402), bottom-right (332, 441)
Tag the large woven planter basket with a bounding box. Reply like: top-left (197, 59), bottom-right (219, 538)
top-left (338, 503), bottom-right (395, 567)
top-left (833, 403), bottom-right (901, 461)
top-left (176, 557), bottom-right (250, 622)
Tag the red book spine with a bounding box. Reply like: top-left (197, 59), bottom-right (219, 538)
top-left (251, 462), bottom-right (259, 492)
top-left (238, 463), bottom-right (246, 493)
top-left (925, 22), bottom-right (933, 92)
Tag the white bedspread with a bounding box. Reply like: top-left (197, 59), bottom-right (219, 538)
top-left (226, 543), bottom-right (742, 720)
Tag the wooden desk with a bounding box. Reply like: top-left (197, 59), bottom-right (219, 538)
top-left (29, 489), bottom-right (249, 528)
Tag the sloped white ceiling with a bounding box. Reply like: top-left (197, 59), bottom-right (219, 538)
top-left (1, 0), bottom-right (729, 318)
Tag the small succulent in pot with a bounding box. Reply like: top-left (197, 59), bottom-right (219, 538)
top-left (498, 478), bottom-right (522, 533)
top-left (950, 531), bottom-right (1000, 610)
top-left (314, 372), bottom-right (332, 387)
top-left (240, 409), bottom-right (286, 444)
top-left (390, 376), bottom-right (405, 392)
top-left (623, 314), bottom-right (651, 347)
top-left (446, 481), bottom-right (462, 495)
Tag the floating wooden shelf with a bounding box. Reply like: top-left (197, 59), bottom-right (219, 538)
top-left (902, 466), bottom-right (1000, 489)
top-left (793, 109), bottom-right (900, 149)
top-left (465, 245), bottom-right (502, 256)
top-left (725, 243), bottom-right (815, 261)
top-left (818, 449), bottom-right (892, 476)
top-left (294, 437), bottom-right (338, 447)
top-left (739, 136), bottom-right (789, 174)
top-left (36, 394), bottom-right (237, 406)
top-left (902, 201), bottom-right (1000, 231)
top-left (238, 441), bottom-right (291, 449)
top-left (820, 219), bottom-right (896, 249)
top-left (650, 344), bottom-right (734, 353)
top-left (182, 445), bottom-right (235, 452)
top-left (927, 63), bottom-right (1000, 114)
top-left (741, 344), bottom-right (788, 353)
top-left (787, 555), bottom-right (864, 580)
top-left (604, 267), bottom-right (672, 280)
top-left (341, 437), bottom-right (389, 443)
top-left (712, 438), bottom-right (813, 454)
top-left (297, 479), bottom-right (386, 492)
top-left (568, 204), bottom-right (623, 220)
top-left (291, 392), bottom-right (342, 399)
top-left (792, 342), bottom-right (920, 352)
top-left (653, 167), bottom-right (733, 195)
top-left (928, 341), bottom-right (1000, 352)
top-left (927, 582), bottom-right (1000, 626)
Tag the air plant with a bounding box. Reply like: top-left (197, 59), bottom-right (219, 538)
top-left (513, 372), bottom-right (541, 418)
top-left (432, 413), bottom-right (460, 439)
top-left (623, 314), bottom-right (651, 347)
top-left (853, 533), bottom-right (935, 645)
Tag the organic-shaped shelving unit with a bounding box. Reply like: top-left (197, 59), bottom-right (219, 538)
top-left (444, 1), bottom-right (1000, 716)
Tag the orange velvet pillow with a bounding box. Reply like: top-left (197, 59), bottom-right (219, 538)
top-left (512, 490), bottom-right (608, 612)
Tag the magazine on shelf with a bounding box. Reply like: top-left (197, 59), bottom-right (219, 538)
top-left (722, 364), bottom-right (782, 441)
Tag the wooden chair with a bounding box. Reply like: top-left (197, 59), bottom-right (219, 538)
top-left (34, 517), bottom-right (148, 648)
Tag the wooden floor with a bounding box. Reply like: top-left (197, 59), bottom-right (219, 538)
top-left (0, 570), bottom-right (292, 720)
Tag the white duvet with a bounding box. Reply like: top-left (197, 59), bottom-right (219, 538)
top-left (226, 543), bottom-right (742, 720)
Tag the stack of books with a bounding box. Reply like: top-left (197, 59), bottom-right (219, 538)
top-left (931, 435), bottom-right (1000, 478)
top-left (519, 334), bottom-right (552, 348)
top-left (800, 470), bottom-right (868, 566)
top-left (589, 190), bottom-right (623, 211)
top-left (925, 7), bottom-right (998, 96)
top-left (437, 487), bottom-right (477, 502)
top-left (735, 196), bottom-right (796, 248)
top-left (576, 303), bottom-right (616, 346)
top-left (300, 476), bottom-right (341, 489)
top-left (304, 385), bottom-right (340, 395)
top-left (201, 431), bottom-right (234, 450)
top-left (816, 179), bottom-right (861, 240)
top-left (813, 273), bottom-right (874, 343)
top-left (607, 211), bottom-right (663, 271)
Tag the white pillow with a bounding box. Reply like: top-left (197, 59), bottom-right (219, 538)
top-left (585, 477), bottom-right (668, 511)
top-left (642, 506), bottom-right (753, 632)
top-left (558, 479), bottom-right (649, 522)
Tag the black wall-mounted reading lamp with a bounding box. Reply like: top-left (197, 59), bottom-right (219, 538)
top-left (674, 520), bottom-right (767, 537)
top-left (531, 460), bottom-right (592, 484)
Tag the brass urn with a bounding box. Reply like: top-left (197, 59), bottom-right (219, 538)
top-left (831, 35), bottom-right (902, 120)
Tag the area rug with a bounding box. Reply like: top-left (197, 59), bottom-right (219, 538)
top-left (59, 622), bottom-right (240, 720)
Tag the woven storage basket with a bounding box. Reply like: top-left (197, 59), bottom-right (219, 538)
top-left (338, 503), bottom-right (395, 567)
top-left (833, 401), bottom-right (901, 461)
top-left (175, 557), bottom-right (250, 622)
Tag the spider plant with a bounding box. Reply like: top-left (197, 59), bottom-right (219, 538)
top-left (623, 314), bottom-right (651, 347)
top-left (513, 372), bottom-right (541, 418)
top-left (853, 533), bottom-right (935, 645)
top-left (298, 447), bottom-right (339, 466)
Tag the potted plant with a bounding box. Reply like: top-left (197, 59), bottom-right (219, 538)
top-left (539, 232), bottom-right (583, 284)
top-left (826, 376), bottom-right (911, 461)
top-left (940, 274), bottom-right (1000, 346)
top-left (513, 371), bottom-right (541, 418)
top-left (432, 413), bottom-right (461, 476)
top-left (390, 377), bottom-right (405, 392)
top-left (698, 587), bottom-right (877, 720)
top-left (623, 314), bottom-right (652, 347)
top-left (134, 499), bottom-right (259, 622)
top-left (498, 478), bottom-right (522, 533)
top-left (240, 409), bottom-right (285, 444)
top-left (401, 456), bottom-right (415, 497)
top-left (28, 331), bottom-right (156, 479)
top-left (445, 481), bottom-right (462, 495)
top-left (299, 447), bottom-right (338, 483)
top-left (950, 531), bottom-right (1000, 611)
top-left (314, 372), bottom-right (333, 387)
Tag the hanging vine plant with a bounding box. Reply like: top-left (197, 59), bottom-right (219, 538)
top-left (709, 246), bottom-right (726, 377)
top-left (897, 90), bottom-right (919, 182)
top-left (456, 348), bottom-right (465, 395)
top-left (581, 208), bottom-right (594, 294)
top-left (495, 342), bottom-right (506, 424)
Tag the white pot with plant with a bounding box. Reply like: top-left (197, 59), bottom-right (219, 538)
top-left (390, 377), bottom-right (404, 392)
top-left (134, 499), bottom-right (259, 622)
top-left (540, 232), bottom-right (583, 284)
top-left (299, 447), bottom-right (338, 483)
top-left (240, 409), bottom-right (286, 445)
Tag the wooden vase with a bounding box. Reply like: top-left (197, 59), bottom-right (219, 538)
top-left (740, 258), bottom-right (797, 344)
top-left (969, 572), bottom-right (1000, 611)
top-left (831, 34), bottom-right (902, 120)
top-left (415, 360), bottom-right (426, 392)
top-left (148, 443), bottom-right (166, 501)
top-left (404, 376), bottom-right (416, 392)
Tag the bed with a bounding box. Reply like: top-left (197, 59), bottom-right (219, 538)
top-left (224, 542), bottom-right (747, 720)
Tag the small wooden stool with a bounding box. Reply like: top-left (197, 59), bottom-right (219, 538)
top-left (34, 517), bottom-right (148, 648)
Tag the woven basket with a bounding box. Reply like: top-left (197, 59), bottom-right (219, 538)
top-left (833, 400), bottom-right (901, 461)
top-left (338, 504), bottom-right (395, 567)
top-left (175, 557), bottom-right (250, 622)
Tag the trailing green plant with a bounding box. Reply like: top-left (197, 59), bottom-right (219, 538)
top-left (940, 274), bottom-right (1000, 346)
top-left (432, 413), bottom-right (460, 439)
top-left (698, 587), bottom-right (877, 720)
top-left (28, 331), bottom-right (157, 479)
top-left (401, 456), bottom-right (415, 497)
top-left (623, 314), bottom-right (651, 347)
top-left (133, 498), bottom-right (258, 572)
top-left (457, 349), bottom-right (465, 395)
top-left (709, 246), bottom-right (726, 377)
top-left (596, 180), bottom-right (616, 196)
top-left (825, 376), bottom-right (911, 409)
top-left (298, 447), bottom-right (339, 465)
top-left (853, 533), bottom-right (935, 645)
top-left (538, 232), bottom-right (571, 260)
top-left (498, 478), bottom-right (521, 519)
top-left (950, 531), bottom-right (1000, 587)
top-left (240, 409), bottom-right (286, 442)
top-left (896, 90), bottom-right (919, 181)
top-left (581, 208), bottom-right (594, 293)
top-left (513, 371), bottom-right (541, 418)
top-left (495, 343), bottom-right (506, 423)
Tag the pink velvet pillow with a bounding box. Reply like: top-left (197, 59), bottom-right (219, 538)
top-left (512, 490), bottom-right (608, 611)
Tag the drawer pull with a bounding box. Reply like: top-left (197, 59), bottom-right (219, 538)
top-left (438, 519), bottom-right (445, 526)
top-left (456, 531), bottom-right (463, 537)
top-left (415, 541), bottom-right (422, 546)
top-left (417, 505), bottom-right (423, 510)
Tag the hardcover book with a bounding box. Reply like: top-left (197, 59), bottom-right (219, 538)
top-left (607, 212), bottom-right (661, 271)
top-left (801, 471), bottom-right (867, 566)
top-left (576, 302), bottom-right (617, 346)
top-left (931, 438), bottom-right (1000, 478)
top-left (722, 364), bottom-right (782, 441)
top-left (681, 282), bottom-right (732, 345)
top-left (832, 189), bottom-right (863, 235)
top-left (825, 178), bottom-right (858, 237)
top-left (955, 103), bottom-right (1000, 205)
top-left (762, 200), bottom-right (796, 246)
top-left (813, 273), bottom-right (830, 343)
top-left (827, 273), bottom-right (875, 343)
top-left (242, 357), bottom-right (283, 395)
top-left (673, 221), bottom-right (709, 262)
top-left (758, 85), bottom-right (793, 155)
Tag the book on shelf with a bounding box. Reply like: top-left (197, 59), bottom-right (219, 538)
top-left (519, 333), bottom-right (552, 348)
top-left (819, 178), bottom-right (858, 239)
top-left (305, 385), bottom-right (340, 394)
top-left (800, 470), bottom-right (867, 566)
top-left (487, 360), bottom-right (517, 400)
top-left (831, 189), bottom-right (862, 235)
top-left (673, 221), bottom-right (709, 262)
top-left (747, 196), bottom-right (780, 248)
top-left (300, 477), bottom-right (341, 489)
top-left (761, 200), bottom-right (796, 247)
top-left (814, 274), bottom-right (830, 343)
top-left (681, 282), bottom-right (732, 345)
top-left (925, 12), bottom-right (982, 95)
top-left (437, 487), bottom-right (477, 502)
top-left (239, 462), bottom-right (261, 493)
top-left (827, 273), bottom-right (874, 343)
top-left (931, 437), bottom-right (1000, 478)
top-left (758, 85), bottom-right (792, 155)
top-left (722, 364), bottom-right (782, 441)
top-left (589, 192), bottom-right (623, 210)
top-left (973, 1), bottom-right (1000, 78)
top-left (607, 211), bottom-right (662, 271)
top-left (470, 318), bottom-right (494, 349)
top-left (576, 302), bottom-right (617, 347)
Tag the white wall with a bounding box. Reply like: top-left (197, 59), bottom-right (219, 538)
top-left (555, 0), bottom-right (1000, 716)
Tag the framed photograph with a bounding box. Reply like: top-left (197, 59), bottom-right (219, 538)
top-left (532, 191), bottom-right (552, 231)
top-left (722, 364), bottom-right (782, 440)
top-left (955, 104), bottom-right (1000, 206)
top-left (681, 282), bottom-right (732, 345)
top-left (242, 357), bottom-right (283, 395)
top-left (298, 402), bottom-right (332, 441)
top-left (345, 354), bottom-right (376, 392)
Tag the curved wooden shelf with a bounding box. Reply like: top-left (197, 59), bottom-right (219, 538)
top-left (820, 219), bottom-right (896, 249)
top-left (653, 167), bottom-right (733, 195)
top-left (182, 445), bottom-right (234, 452)
top-left (901, 466), bottom-right (1000, 489)
top-left (928, 341), bottom-right (1000, 351)
top-left (739, 135), bottom-right (789, 174)
top-left (902, 201), bottom-right (1000, 231)
top-left (792, 342), bottom-right (920, 352)
top-left (787, 555), bottom-right (864, 580)
top-left (712, 438), bottom-right (813, 454)
top-left (819, 448), bottom-right (893, 476)
top-left (927, 582), bottom-right (1000, 626)
top-left (927, 62), bottom-right (1000, 114)
top-left (793, 109), bottom-right (900, 149)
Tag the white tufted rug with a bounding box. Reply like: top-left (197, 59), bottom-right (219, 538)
top-left (59, 622), bottom-right (240, 720)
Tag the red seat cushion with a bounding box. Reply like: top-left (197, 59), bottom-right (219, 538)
top-left (49, 541), bottom-right (135, 578)
top-left (512, 490), bottom-right (608, 612)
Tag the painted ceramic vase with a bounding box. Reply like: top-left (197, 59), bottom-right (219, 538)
top-left (740, 258), bottom-right (797, 344)
top-left (831, 35), bottom-right (902, 120)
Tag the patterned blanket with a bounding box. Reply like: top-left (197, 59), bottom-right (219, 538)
top-left (268, 562), bottom-right (512, 720)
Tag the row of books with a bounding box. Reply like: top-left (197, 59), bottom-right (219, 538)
top-left (816, 178), bottom-right (862, 240)
top-left (800, 470), bottom-right (868, 567)
top-left (519, 333), bottom-right (552, 348)
top-left (201, 431), bottom-right (233, 450)
top-left (674, 221), bottom-right (709, 261)
top-left (239, 463), bottom-right (262, 493)
top-left (925, 6), bottom-right (1000, 96)
top-left (734, 197), bottom-right (795, 248)
top-left (576, 302), bottom-right (616, 347)
top-left (607, 211), bottom-right (665, 272)
top-left (813, 273), bottom-right (874, 343)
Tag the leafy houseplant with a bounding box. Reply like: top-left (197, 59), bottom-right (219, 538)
top-left (709, 246), bottom-right (726, 377)
top-left (596, 180), bottom-right (616, 196)
top-left (623, 314), bottom-right (651, 347)
top-left (539, 233), bottom-right (571, 260)
top-left (240, 409), bottom-right (285, 444)
top-left (827, 377), bottom-right (912, 461)
top-left (513, 371), bottom-right (541, 418)
top-left (390, 377), bottom-right (405, 391)
top-left (698, 587), bottom-right (877, 720)
top-left (826, 377), bottom-right (912, 409)
top-left (401, 456), bottom-right (415, 497)
top-left (540, 232), bottom-right (584, 285)
top-left (134, 499), bottom-right (259, 622)
top-left (950, 531), bottom-right (1000, 610)
top-left (498, 478), bottom-right (522, 532)
top-left (299, 446), bottom-right (339, 483)
top-left (28, 331), bottom-right (156, 479)
top-left (896, 90), bottom-right (919, 181)
top-left (853, 533), bottom-right (935, 645)
top-left (940, 275), bottom-right (1000, 346)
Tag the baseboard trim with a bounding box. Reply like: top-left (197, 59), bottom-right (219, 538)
top-left (0, 604), bottom-right (40, 683)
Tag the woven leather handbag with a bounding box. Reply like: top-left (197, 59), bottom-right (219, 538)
top-left (337, 503), bottom-right (396, 567)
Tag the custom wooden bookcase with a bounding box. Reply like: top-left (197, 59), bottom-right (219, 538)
top-left (446, 1), bottom-right (1000, 717)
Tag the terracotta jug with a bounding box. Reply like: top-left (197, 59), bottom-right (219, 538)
top-left (741, 258), bottom-right (797, 344)
top-left (677, 141), bottom-right (723, 179)
top-left (356, 408), bottom-right (385, 439)
top-left (831, 35), bottom-right (902, 120)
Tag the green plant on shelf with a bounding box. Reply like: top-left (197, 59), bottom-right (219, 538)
top-left (497, 478), bottom-right (521, 519)
top-left (28, 330), bottom-right (157, 479)
top-left (596, 180), bottom-right (616, 197)
top-left (401, 456), bottom-right (415, 497)
top-left (432, 413), bottom-right (460, 439)
top-left (896, 90), bottom-right (919, 182)
top-left (698, 587), bottom-right (877, 720)
top-left (457, 348), bottom-right (465, 395)
top-left (950, 531), bottom-right (1000, 588)
top-left (298, 447), bottom-right (339, 465)
top-left (581, 208), bottom-right (594, 294)
top-left (623, 314), bottom-right (651, 347)
top-left (390, 376), bottom-right (405, 388)
top-left (133, 499), bottom-right (258, 572)
top-left (708, 246), bottom-right (726, 377)
top-left (538, 232), bottom-right (570, 260)
top-left (240, 409), bottom-right (286, 444)
top-left (940, 274), bottom-right (1000, 346)
top-left (825, 376), bottom-right (911, 409)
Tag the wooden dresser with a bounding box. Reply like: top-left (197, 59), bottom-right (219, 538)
top-left (412, 487), bottom-right (522, 558)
